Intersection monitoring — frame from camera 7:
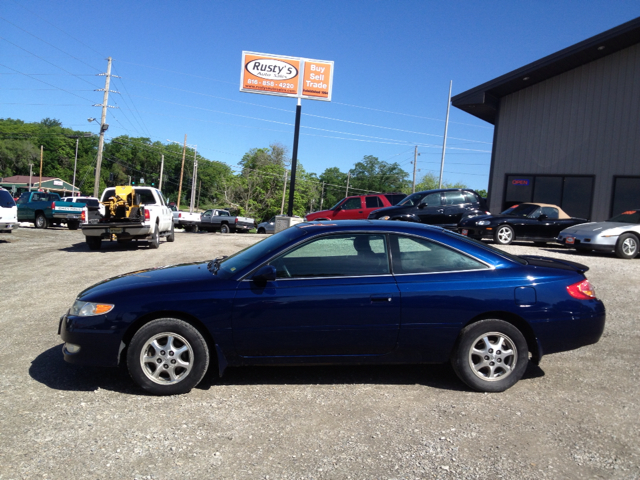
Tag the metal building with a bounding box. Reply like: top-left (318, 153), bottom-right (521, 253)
top-left (452, 17), bottom-right (640, 221)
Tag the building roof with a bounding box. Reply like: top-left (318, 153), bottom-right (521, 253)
top-left (451, 16), bottom-right (640, 124)
top-left (0, 175), bottom-right (57, 184)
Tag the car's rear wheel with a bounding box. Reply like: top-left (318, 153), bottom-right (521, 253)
top-left (615, 233), bottom-right (639, 259)
top-left (86, 236), bottom-right (101, 250)
top-left (494, 225), bottom-right (514, 245)
top-left (257, 227), bottom-right (266, 234)
top-left (67, 220), bottom-right (79, 230)
top-left (127, 318), bottom-right (209, 395)
top-left (148, 226), bottom-right (160, 249)
top-left (451, 319), bottom-right (528, 392)
top-left (167, 223), bottom-right (175, 242)
top-left (35, 212), bottom-right (48, 229)
top-left (220, 224), bottom-right (230, 234)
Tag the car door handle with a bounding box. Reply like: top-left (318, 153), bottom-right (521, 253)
top-left (370, 295), bottom-right (393, 303)
top-left (437, 209), bottom-right (444, 213)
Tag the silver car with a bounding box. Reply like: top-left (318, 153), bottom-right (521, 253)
top-left (557, 209), bottom-right (640, 259)
top-left (256, 217), bottom-right (275, 234)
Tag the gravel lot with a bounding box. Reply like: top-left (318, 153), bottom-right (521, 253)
top-left (1, 225), bottom-right (638, 480)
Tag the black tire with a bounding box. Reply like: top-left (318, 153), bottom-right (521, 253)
top-left (148, 225), bottom-right (160, 249)
top-left (191, 224), bottom-right (198, 233)
top-left (451, 319), bottom-right (529, 392)
top-left (167, 223), bottom-right (175, 242)
top-left (220, 224), bottom-right (230, 234)
top-left (35, 212), bottom-right (49, 229)
top-left (615, 233), bottom-right (639, 259)
top-left (86, 236), bottom-right (102, 250)
top-left (533, 241), bottom-right (547, 246)
top-left (68, 221), bottom-right (79, 230)
top-left (127, 318), bottom-right (210, 395)
top-left (493, 225), bottom-right (514, 245)
top-left (257, 228), bottom-right (266, 234)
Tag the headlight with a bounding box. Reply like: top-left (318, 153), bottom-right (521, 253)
top-left (70, 300), bottom-right (114, 316)
top-left (476, 220), bottom-right (491, 226)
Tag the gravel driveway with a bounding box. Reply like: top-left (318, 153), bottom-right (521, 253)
top-left (0, 226), bottom-right (638, 479)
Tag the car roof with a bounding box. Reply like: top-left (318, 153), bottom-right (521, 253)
top-left (511, 202), bottom-right (572, 219)
top-left (296, 219), bottom-right (444, 233)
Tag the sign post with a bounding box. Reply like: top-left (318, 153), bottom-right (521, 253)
top-left (240, 52), bottom-right (334, 216)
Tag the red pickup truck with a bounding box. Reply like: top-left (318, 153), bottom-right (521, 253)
top-left (305, 193), bottom-right (406, 221)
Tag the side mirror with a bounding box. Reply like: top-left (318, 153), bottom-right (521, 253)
top-left (253, 265), bottom-right (276, 284)
top-left (418, 202), bottom-right (427, 209)
top-left (538, 214), bottom-right (548, 221)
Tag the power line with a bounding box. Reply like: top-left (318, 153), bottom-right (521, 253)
top-left (0, 63), bottom-right (95, 102)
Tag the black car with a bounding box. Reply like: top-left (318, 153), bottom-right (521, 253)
top-left (458, 203), bottom-right (588, 245)
top-left (367, 189), bottom-right (488, 229)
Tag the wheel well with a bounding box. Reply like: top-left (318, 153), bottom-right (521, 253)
top-left (118, 311), bottom-right (217, 367)
top-left (462, 311), bottom-right (541, 364)
top-left (620, 231), bottom-right (640, 243)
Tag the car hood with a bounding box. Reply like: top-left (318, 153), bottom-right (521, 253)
top-left (78, 262), bottom-right (224, 300)
top-left (369, 205), bottom-right (409, 218)
top-left (561, 221), bottom-right (636, 236)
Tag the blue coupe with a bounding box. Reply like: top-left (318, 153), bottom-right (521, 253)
top-left (59, 221), bottom-right (605, 395)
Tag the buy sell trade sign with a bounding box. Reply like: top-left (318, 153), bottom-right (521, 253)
top-left (240, 51), bottom-right (334, 101)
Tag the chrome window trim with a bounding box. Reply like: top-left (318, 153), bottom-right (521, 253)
top-left (240, 273), bottom-right (395, 282)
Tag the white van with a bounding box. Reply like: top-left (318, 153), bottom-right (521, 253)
top-left (0, 187), bottom-right (18, 233)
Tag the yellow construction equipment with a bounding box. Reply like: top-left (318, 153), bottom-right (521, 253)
top-left (102, 186), bottom-right (143, 221)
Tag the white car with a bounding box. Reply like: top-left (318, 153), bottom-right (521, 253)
top-left (61, 196), bottom-right (105, 217)
top-left (0, 187), bottom-right (18, 233)
top-left (557, 209), bottom-right (640, 259)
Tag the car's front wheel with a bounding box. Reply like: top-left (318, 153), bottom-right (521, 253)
top-left (127, 318), bottom-right (210, 395)
top-left (615, 233), bottom-right (638, 259)
top-left (451, 319), bottom-right (528, 392)
top-left (494, 225), bottom-right (514, 245)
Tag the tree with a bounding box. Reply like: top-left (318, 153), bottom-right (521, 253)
top-left (414, 172), bottom-right (467, 191)
top-left (349, 155), bottom-right (409, 194)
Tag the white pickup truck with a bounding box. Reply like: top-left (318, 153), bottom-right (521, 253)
top-left (81, 187), bottom-right (174, 250)
top-left (170, 205), bottom-right (201, 232)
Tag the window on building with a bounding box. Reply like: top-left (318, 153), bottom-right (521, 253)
top-left (611, 177), bottom-right (640, 217)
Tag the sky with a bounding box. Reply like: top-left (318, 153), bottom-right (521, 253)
top-left (1, 0), bottom-right (639, 191)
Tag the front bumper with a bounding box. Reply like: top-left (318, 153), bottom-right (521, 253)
top-left (556, 233), bottom-right (617, 252)
top-left (457, 226), bottom-right (492, 239)
top-left (59, 313), bottom-right (123, 367)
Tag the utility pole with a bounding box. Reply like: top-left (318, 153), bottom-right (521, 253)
top-left (189, 146), bottom-right (198, 213)
top-left (319, 181), bottom-right (325, 210)
top-left (345, 171), bottom-right (351, 197)
top-left (128, 175), bottom-right (131, 186)
top-left (72, 138), bottom-right (79, 196)
top-left (39, 145), bottom-right (43, 190)
top-left (438, 80), bottom-right (453, 189)
top-left (412, 145), bottom-right (418, 193)
top-left (92, 57), bottom-right (119, 198)
top-left (177, 135), bottom-right (187, 210)
top-left (29, 163), bottom-right (33, 192)
top-left (280, 170), bottom-right (288, 215)
top-left (158, 154), bottom-right (164, 191)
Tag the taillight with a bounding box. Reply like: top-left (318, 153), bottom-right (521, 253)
top-left (567, 279), bottom-right (596, 299)
top-left (51, 201), bottom-right (56, 209)
top-left (144, 209), bottom-right (150, 221)
top-left (235, 217), bottom-right (238, 224)
top-left (81, 211), bottom-right (86, 222)
top-left (178, 213), bottom-right (182, 218)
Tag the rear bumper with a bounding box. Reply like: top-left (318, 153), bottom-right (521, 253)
top-left (0, 221), bottom-right (18, 230)
top-left (82, 223), bottom-right (152, 238)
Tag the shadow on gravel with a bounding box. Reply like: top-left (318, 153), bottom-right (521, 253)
top-left (29, 344), bottom-right (138, 394)
top-left (59, 240), bottom-right (153, 253)
top-left (31, 345), bottom-right (546, 395)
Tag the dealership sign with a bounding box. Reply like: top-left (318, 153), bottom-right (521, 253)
top-left (240, 51), bottom-right (334, 101)
top-left (512, 179), bottom-right (530, 185)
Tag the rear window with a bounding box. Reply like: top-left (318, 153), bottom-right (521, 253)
top-left (0, 190), bottom-right (16, 208)
top-left (384, 194), bottom-right (407, 205)
top-left (83, 199), bottom-right (99, 207)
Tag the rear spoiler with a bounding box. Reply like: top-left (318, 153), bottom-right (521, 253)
top-left (520, 255), bottom-right (589, 274)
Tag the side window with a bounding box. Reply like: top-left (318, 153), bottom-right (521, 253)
top-left (391, 234), bottom-right (487, 274)
top-left (202, 210), bottom-right (212, 218)
top-left (17, 193), bottom-right (30, 204)
top-left (342, 198), bottom-right (362, 210)
top-left (219, 211), bottom-right (230, 216)
top-left (528, 207), bottom-right (542, 219)
top-left (463, 191), bottom-right (479, 204)
top-left (365, 196), bottom-right (383, 208)
top-left (269, 234), bottom-right (389, 278)
top-left (420, 193), bottom-right (442, 206)
top-left (156, 191), bottom-right (166, 206)
top-left (443, 191), bottom-right (466, 205)
top-left (540, 207), bottom-right (559, 219)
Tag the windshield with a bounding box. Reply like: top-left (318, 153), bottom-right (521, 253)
top-left (607, 210), bottom-right (640, 224)
top-left (215, 226), bottom-right (308, 278)
top-left (329, 198), bottom-right (345, 210)
top-left (501, 204), bottom-right (540, 217)
top-left (397, 192), bottom-right (427, 207)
